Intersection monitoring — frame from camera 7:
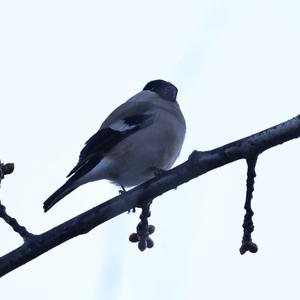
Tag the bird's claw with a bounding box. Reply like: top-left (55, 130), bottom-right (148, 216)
top-left (119, 185), bottom-right (126, 195)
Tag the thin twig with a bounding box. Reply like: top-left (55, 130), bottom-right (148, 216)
top-left (0, 162), bottom-right (35, 241)
top-left (129, 199), bottom-right (155, 251)
top-left (0, 201), bottom-right (35, 242)
top-left (239, 156), bottom-right (258, 254)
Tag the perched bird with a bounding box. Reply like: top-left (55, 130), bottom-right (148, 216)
top-left (43, 79), bottom-right (186, 212)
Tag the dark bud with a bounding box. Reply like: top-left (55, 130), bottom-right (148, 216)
top-left (148, 225), bottom-right (155, 234)
top-left (129, 233), bottom-right (139, 243)
top-left (240, 241), bottom-right (258, 255)
top-left (2, 163), bottom-right (14, 175)
top-left (138, 240), bottom-right (147, 251)
top-left (146, 237), bottom-right (154, 248)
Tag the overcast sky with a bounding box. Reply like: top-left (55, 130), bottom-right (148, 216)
top-left (1, 1), bottom-right (300, 299)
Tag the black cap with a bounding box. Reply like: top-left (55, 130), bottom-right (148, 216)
top-left (143, 79), bottom-right (178, 102)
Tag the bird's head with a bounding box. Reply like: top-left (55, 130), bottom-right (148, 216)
top-left (143, 79), bottom-right (178, 102)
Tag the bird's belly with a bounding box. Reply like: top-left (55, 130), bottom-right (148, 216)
top-left (106, 127), bottom-right (184, 187)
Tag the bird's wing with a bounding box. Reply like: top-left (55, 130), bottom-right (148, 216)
top-left (66, 112), bottom-right (154, 179)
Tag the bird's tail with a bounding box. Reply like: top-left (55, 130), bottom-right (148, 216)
top-left (43, 180), bottom-right (78, 212)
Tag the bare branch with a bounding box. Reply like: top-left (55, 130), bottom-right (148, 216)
top-left (0, 114), bottom-right (299, 277)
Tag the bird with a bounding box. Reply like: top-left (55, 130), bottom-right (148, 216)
top-left (43, 79), bottom-right (186, 212)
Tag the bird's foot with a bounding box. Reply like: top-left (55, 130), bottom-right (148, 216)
top-left (119, 186), bottom-right (136, 213)
top-left (118, 185), bottom-right (126, 194)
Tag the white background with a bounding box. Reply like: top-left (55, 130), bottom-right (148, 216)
top-left (1, 0), bottom-right (300, 299)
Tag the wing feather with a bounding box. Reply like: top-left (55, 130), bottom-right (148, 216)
top-left (66, 113), bottom-right (153, 178)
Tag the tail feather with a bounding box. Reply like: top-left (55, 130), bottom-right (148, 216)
top-left (43, 181), bottom-right (78, 212)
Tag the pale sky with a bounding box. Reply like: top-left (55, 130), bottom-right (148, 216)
top-left (1, 1), bottom-right (300, 299)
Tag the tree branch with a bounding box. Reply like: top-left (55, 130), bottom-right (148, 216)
top-left (0, 114), bottom-right (299, 277)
